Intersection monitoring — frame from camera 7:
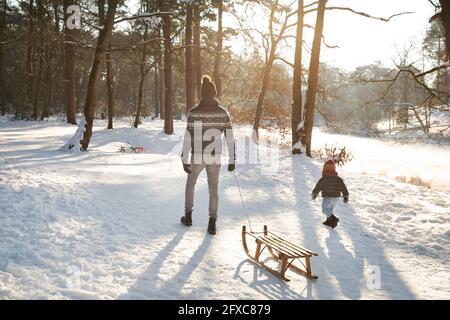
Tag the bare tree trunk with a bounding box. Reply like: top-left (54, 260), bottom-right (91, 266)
top-left (252, 47), bottom-right (276, 139)
top-left (80, 0), bottom-right (118, 150)
top-left (0, 42), bottom-right (3, 116)
top-left (32, 53), bottom-right (42, 119)
top-left (41, 45), bottom-right (52, 120)
top-left (134, 25), bottom-right (148, 128)
top-left (63, 0), bottom-right (77, 124)
top-left (134, 75), bottom-right (145, 128)
top-left (76, 70), bottom-right (83, 112)
top-left (253, 0), bottom-right (287, 139)
top-left (156, 0), bottom-right (164, 119)
top-left (213, 0), bottom-right (223, 97)
top-left (291, 0), bottom-right (304, 154)
top-left (193, 4), bottom-right (202, 100)
top-left (26, 0), bottom-right (34, 112)
top-left (53, 0), bottom-right (59, 32)
top-left (302, 0), bottom-right (326, 157)
top-left (162, 0), bottom-right (173, 134)
top-left (154, 65), bottom-right (159, 117)
top-left (412, 107), bottom-right (427, 133)
top-left (401, 80), bottom-right (408, 128)
top-left (388, 105), bottom-right (392, 135)
top-left (0, 0), bottom-right (6, 116)
top-left (106, 48), bottom-right (114, 129)
top-left (439, 0), bottom-right (450, 58)
top-left (40, 1), bottom-right (60, 121)
top-left (98, 0), bottom-right (105, 25)
top-left (158, 54), bottom-right (165, 118)
top-left (185, 3), bottom-right (194, 112)
top-left (103, 2), bottom-right (114, 130)
top-left (32, 0), bottom-right (46, 120)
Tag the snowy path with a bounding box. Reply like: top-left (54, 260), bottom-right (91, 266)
top-left (0, 118), bottom-right (449, 299)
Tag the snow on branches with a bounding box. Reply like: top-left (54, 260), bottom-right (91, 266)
top-left (138, 12), bottom-right (162, 29)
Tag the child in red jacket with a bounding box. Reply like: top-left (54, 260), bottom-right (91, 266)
top-left (312, 160), bottom-right (349, 228)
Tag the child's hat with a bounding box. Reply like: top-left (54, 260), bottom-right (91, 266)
top-left (323, 159), bottom-right (336, 171)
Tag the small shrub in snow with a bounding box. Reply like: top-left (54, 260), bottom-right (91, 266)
top-left (312, 144), bottom-right (353, 166)
top-left (395, 176), bottom-right (431, 189)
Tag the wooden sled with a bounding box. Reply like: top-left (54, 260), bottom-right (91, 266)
top-left (242, 225), bottom-right (318, 281)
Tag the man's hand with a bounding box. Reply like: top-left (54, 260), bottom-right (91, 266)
top-left (183, 163), bottom-right (192, 174)
top-left (343, 196), bottom-right (349, 204)
top-left (228, 164), bottom-right (235, 172)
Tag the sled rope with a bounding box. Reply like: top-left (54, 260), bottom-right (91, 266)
top-left (233, 171), bottom-right (253, 233)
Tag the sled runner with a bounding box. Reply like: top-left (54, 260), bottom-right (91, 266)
top-left (118, 144), bottom-right (144, 153)
top-left (242, 225), bottom-right (318, 281)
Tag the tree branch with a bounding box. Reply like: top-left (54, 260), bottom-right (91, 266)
top-left (275, 56), bottom-right (294, 68)
top-left (429, 9), bottom-right (442, 22)
top-left (415, 62), bottom-right (450, 77)
top-left (0, 35), bottom-right (26, 45)
top-left (114, 11), bottom-right (173, 24)
top-left (361, 66), bottom-right (449, 106)
top-left (303, 24), bottom-right (339, 48)
top-left (305, 6), bottom-right (414, 22)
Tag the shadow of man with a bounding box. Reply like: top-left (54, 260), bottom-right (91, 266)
top-left (118, 228), bottom-right (213, 299)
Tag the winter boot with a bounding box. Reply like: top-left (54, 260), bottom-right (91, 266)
top-left (330, 215), bottom-right (340, 229)
top-left (207, 217), bottom-right (216, 235)
top-left (323, 216), bottom-right (332, 227)
top-left (181, 211), bottom-right (192, 226)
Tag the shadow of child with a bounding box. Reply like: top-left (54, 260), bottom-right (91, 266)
top-left (325, 231), bottom-right (364, 299)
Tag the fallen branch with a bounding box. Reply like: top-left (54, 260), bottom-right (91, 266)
top-left (0, 35), bottom-right (26, 45)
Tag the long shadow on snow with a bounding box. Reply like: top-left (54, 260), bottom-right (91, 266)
top-left (118, 232), bottom-right (212, 299)
top-left (227, 161), bottom-right (315, 299)
top-left (291, 156), bottom-right (345, 299)
top-left (0, 173), bottom-right (188, 298)
top-left (234, 259), bottom-right (311, 299)
top-left (220, 163), bottom-right (301, 219)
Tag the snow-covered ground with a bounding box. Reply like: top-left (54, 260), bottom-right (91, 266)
top-left (0, 117), bottom-right (449, 299)
top-left (312, 128), bottom-right (450, 192)
top-left (375, 109), bottom-right (450, 144)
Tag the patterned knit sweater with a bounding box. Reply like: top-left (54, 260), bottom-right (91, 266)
top-left (181, 98), bottom-right (235, 165)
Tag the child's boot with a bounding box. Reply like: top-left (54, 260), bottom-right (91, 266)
top-left (323, 217), bottom-right (332, 227)
top-left (330, 215), bottom-right (339, 229)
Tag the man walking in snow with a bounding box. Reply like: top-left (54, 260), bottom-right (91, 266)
top-left (180, 75), bottom-right (236, 235)
top-left (312, 160), bottom-right (349, 228)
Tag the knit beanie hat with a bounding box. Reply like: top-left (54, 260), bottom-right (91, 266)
top-left (201, 75), bottom-right (217, 98)
top-left (322, 160), bottom-right (337, 176)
